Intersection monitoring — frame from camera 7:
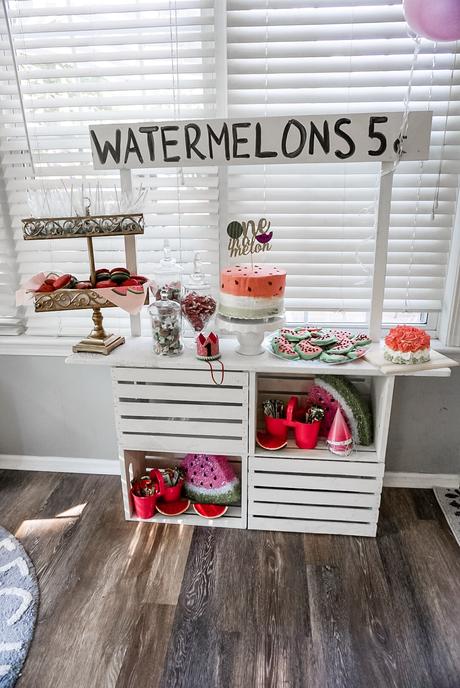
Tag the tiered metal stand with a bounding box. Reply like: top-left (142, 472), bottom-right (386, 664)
top-left (22, 212), bottom-right (144, 354)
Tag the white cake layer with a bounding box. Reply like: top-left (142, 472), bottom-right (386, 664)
top-left (383, 345), bottom-right (431, 364)
top-left (219, 292), bottom-right (283, 311)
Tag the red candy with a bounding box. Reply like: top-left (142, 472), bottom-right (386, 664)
top-left (96, 280), bottom-right (117, 288)
top-left (75, 281), bottom-right (92, 289)
top-left (53, 274), bottom-right (72, 289)
top-left (181, 291), bottom-right (216, 332)
top-left (37, 283), bottom-right (54, 292)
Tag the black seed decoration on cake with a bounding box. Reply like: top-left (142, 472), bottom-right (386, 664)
top-left (235, 280), bottom-right (239, 285)
top-left (221, 283), bottom-right (224, 288)
top-left (268, 281), bottom-right (272, 285)
top-left (248, 287), bottom-right (252, 292)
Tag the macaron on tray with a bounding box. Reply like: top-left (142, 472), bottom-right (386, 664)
top-left (34, 267), bottom-right (148, 293)
top-left (266, 326), bottom-right (372, 365)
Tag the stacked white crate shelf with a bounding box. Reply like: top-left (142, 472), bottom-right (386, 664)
top-left (67, 337), bottom-right (452, 537)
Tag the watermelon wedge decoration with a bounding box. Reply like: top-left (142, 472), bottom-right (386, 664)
top-left (181, 454), bottom-right (240, 505)
top-left (308, 375), bottom-right (373, 446)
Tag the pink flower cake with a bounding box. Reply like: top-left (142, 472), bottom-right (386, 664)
top-left (218, 264), bottom-right (286, 319)
top-left (181, 453), bottom-right (240, 505)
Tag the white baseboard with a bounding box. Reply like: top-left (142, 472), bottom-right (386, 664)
top-left (383, 471), bottom-right (459, 488)
top-left (0, 454), bottom-right (120, 476)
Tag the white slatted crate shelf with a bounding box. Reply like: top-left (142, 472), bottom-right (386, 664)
top-left (112, 366), bottom-right (249, 455)
top-left (255, 437), bottom-right (378, 462)
top-left (248, 454), bottom-right (383, 537)
top-left (121, 450), bottom-right (247, 530)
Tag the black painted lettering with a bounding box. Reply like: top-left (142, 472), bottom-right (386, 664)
top-left (368, 116), bottom-right (388, 157)
top-left (232, 123), bottom-right (251, 159)
top-left (207, 123), bottom-right (230, 160)
top-left (124, 128), bottom-right (143, 164)
top-left (161, 125), bottom-right (180, 163)
top-left (185, 123), bottom-right (206, 160)
top-left (281, 119), bottom-right (307, 158)
top-left (139, 125), bottom-right (159, 162)
top-left (255, 122), bottom-right (277, 158)
top-left (90, 129), bottom-right (121, 165)
top-left (334, 118), bottom-right (355, 159)
top-left (309, 120), bottom-right (330, 155)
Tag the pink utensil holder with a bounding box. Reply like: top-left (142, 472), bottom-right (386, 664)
top-left (294, 419), bottom-right (321, 449)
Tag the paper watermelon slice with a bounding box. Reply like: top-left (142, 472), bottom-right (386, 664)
top-left (181, 454), bottom-right (240, 505)
top-left (308, 375), bottom-right (373, 446)
top-left (295, 339), bottom-right (322, 360)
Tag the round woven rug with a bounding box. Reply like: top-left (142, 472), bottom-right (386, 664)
top-left (0, 527), bottom-right (39, 688)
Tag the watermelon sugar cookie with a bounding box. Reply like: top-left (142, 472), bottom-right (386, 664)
top-left (295, 339), bottom-right (322, 360)
top-left (271, 336), bottom-right (299, 360)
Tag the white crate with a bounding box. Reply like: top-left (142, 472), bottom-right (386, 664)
top-left (121, 449), bottom-right (247, 530)
top-left (112, 366), bottom-right (249, 455)
top-left (248, 455), bottom-right (383, 537)
top-left (246, 372), bottom-right (394, 537)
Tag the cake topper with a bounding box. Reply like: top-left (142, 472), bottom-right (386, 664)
top-left (227, 218), bottom-right (273, 258)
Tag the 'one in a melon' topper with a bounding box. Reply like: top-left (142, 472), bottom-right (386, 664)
top-left (227, 217), bottom-right (273, 258)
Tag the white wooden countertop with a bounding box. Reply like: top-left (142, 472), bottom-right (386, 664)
top-left (66, 337), bottom-right (453, 377)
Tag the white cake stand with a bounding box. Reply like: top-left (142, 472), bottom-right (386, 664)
top-left (217, 314), bottom-right (284, 356)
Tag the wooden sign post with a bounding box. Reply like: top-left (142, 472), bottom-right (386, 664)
top-left (89, 111), bottom-right (432, 340)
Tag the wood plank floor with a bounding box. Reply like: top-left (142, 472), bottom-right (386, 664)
top-left (0, 470), bottom-right (459, 688)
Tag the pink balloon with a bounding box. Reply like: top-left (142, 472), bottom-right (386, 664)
top-left (403, 0), bottom-right (460, 42)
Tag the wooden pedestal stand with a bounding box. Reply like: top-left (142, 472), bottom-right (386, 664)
top-left (22, 210), bottom-right (144, 354)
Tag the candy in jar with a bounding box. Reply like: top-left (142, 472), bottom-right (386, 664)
top-left (149, 292), bottom-right (183, 356)
top-left (182, 251), bottom-right (216, 332)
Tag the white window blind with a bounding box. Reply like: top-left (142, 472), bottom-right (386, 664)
top-left (226, 1), bottom-right (460, 313)
top-left (1, 0), bottom-right (217, 336)
top-left (0, 0), bottom-right (459, 337)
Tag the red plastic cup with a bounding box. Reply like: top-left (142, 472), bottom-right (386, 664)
top-left (294, 420), bottom-right (321, 449)
top-left (131, 491), bottom-right (158, 519)
top-left (160, 479), bottom-right (184, 503)
top-left (264, 415), bottom-right (288, 440)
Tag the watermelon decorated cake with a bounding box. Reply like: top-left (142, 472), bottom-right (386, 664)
top-left (218, 264), bottom-right (286, 320)
top-left (181, 453), bottom-right (240, 505)
top-left (384, 325), bottom-right (430, 365)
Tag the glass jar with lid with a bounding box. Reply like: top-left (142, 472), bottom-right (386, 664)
top-left (149, 290), bottom-right (183, 356)
top-left (152, 239), bottom-right (182, 302)
top-left (181, 252), bottom-right (217, 332)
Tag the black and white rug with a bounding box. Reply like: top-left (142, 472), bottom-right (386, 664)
top-left (0, 527), bottom-right (39, 688)
top-left (434, 487), bottom-right (460, 547)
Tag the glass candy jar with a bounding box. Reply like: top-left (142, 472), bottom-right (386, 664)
top-left (152, 240), bottom-right (182, 302)
top-left (181, 252), bottom-right (217, 332)
top-left (149, 291), bottom-right (183, 356)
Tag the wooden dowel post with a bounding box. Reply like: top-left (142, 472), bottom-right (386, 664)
top-left (369, 162), bottom-right (394, 341)
top-left (120, 168), bottom-right (142, 337)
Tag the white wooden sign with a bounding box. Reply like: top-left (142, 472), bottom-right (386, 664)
top-left (89, 111), bottom-right (432, 170)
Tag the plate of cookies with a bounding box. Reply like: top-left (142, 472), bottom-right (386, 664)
top-left (265, 326), bottom-right (372, 365)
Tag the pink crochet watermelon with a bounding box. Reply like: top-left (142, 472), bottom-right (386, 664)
top-left (181, 454), bottom-right (240, 505)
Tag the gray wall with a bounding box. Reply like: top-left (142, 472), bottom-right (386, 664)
top-left (0, 354), bottom-right (459, 473)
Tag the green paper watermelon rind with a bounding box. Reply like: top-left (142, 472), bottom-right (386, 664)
top-left (315, 375), bottom-right (374, 446)
top-left (184, 478), bottom-right (240, 505)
